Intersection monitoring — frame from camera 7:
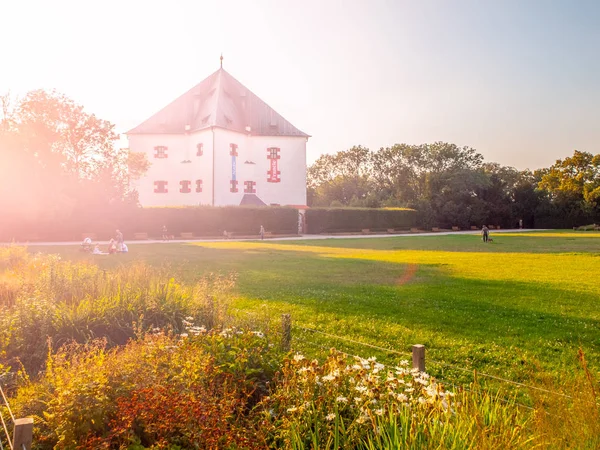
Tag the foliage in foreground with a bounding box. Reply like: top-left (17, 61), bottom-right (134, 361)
top-left (6, 333), bottom-right (533, 450)
top-left (263, 351), bottom-right (531, 450)
top-left (10, 334), bottom-right (598, 450)
top-left (9, 329), bottom-right (278, 449)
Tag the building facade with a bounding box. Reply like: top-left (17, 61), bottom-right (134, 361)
top-left (127, 66), bottom-right (309, 207)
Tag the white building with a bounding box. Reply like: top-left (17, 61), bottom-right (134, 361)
top-left (127, 63), bottom-right (309, 207)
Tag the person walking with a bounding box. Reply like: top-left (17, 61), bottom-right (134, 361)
top-left (259, 225), bottom-right (265, 240)
top-left (162, 225), bottom-right (169, 241)
top-left (481, 225), bottom-right (490, 243)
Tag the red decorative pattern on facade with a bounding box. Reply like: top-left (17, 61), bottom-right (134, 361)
top-left (267, 147), bottom-right (281, 182)
top-left (180, 180), bottom-right (192, 193)
top-left (154, 181), bottom-right (168, 193)
top-left (196, 143), bottom-right (203, 156)
top-left (244, 181), bottom-right (256, 194)
top-left (230, 180), bottom-right (239, 193)
top-left (229, 143), bottom-right (238, 157)
top-left (154, 146), bottom-right (168, 158)
top-left (196, 179), bottom-right (203, 192)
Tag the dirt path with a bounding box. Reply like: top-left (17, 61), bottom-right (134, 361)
top-left (13, 229), bottom-right (540, 247)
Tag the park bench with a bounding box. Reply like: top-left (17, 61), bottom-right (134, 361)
top-left (432, 227), bottom-right (440, 232)
top-left (180, 232), bottom-right (194, 239)
top-left (452, 226), bottom-right (460, 231)
top-left (410, 227), bottom-right (419, 233)
top-left (471, 226), bottom-right (478, 230)
top-left (361, 229), bottom-right (370, 234)
top-left (387, 228), bottom-right (396, 233)
top-left (264, 231), bottom-right (273, 238)
top-left (133, 232), bottom-right (149, 240)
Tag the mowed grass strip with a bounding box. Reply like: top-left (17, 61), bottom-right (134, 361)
top-left (29, 232), bottom-right (600, 390)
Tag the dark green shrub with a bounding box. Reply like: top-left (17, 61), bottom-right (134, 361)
top-left (305, 208), bottom-right (416, 233)
top-left (0, 206), bottom-right (299, 241)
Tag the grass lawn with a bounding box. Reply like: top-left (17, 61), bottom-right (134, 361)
top-left (30, 231), bottom-right (600, 397)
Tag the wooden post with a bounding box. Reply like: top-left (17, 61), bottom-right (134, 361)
top-left (412, 344), bottom-right (425, 372)
top-left (13, 418), bottom-right (33, 450)
top-left (281, 314), bottom-right (291, 352)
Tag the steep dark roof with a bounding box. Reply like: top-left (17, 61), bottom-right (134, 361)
top-left (127, 68), bottom-right (309, 137)
top-left (239, 194), bottom-right (267, 206)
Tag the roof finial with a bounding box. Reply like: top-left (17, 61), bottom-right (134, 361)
top-left (220, 53), bottom-right (223, 69)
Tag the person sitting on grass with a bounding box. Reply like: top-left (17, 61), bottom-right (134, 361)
top-left (92, 244), bottom-right (106, 255)
top-left (115, 229), bottom-right (124, 251)
top-left (120, 243), bottom-right (129, 253)
top-left (108, 239), bottom-right (117, 254)
top-left (81, 237), bottom-right (92, 252)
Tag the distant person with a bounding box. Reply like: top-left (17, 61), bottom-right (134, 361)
top-left (223, 230), bottom-right (229, 240)
top-left (121, 243), bottom-right (129, 253)
top-left (259, 225), bottom-right (265, 240)
top-left (481, 225), bottom-right (490, 243)
top-left (519, 219), bottom-right (523, 229)
top-left (162, 225), bottom-right (169, 241)
top-left (92, 244), bottom-right (105, 255)
top-left (81, 237), bottom-right (92, 252)
top-left (115, 229), bottom-right (124, 251)
top-left (108, 239), bottom-right (117, 254)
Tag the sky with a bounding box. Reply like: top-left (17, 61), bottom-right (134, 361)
top-left (1, 0), bottom-right (599, 170)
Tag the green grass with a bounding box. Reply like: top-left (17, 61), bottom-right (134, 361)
top-left (29, 231), bottom-right (600, 396)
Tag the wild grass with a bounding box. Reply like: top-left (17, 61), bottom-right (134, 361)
top-left (0, 246), bottom-right (235, 374)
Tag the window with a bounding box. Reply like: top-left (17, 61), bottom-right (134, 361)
top-left (229, 143), bottom-right (238, 156)
top-left (244, 181), bottom-right (256, 194)
top-left (154, 181), bottom-right (168, 193)
top-left (267, 147), bottom-right (281, 183)
top-left (154, 146), bottom-right (168, 158)
top-left (196, 143), bottom-right (203, 156)
top-left (180, 180), bottom-right (191, 193)
top-left (267, 147), bottom-right (280, 160)
top-left (230, 180), bottom-right (238, 193)
top-left (196, 179), bottom-right (203, 193)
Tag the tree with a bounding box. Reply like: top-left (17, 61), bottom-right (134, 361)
top-left (0, 89), bottom-right (149, 220)
top-left (539, 150), bottom-right (600, 207)
top-left (307, 146), bottom-right (373, 206)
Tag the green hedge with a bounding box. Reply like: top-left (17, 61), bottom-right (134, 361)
top-left (0, 206), bottom-right (299, 242)
top-left (306, 208), bottom-right (416, 234)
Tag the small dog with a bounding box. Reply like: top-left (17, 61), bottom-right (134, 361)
top-left (488, 238), bottom-right (494, 242)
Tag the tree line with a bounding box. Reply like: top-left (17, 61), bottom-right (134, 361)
top-left (308, 143), bottom-right (600, 228)
top-left (1, 89), bottom-right (598, 230)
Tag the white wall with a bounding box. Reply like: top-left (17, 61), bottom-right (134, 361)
top-left (212, 128), bottom-right (307, 207)
top-left (129, 128), bottom-right (307, 207)
top-left (128, 129), bottom-right (214, 206)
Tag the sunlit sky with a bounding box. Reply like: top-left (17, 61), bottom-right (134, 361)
top-left (1, 0), bottom-right (599, 170)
